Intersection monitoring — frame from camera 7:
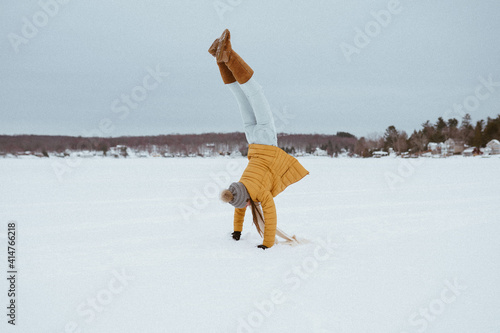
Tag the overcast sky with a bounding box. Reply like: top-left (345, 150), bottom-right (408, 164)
top-left (1, 0), bottom-right (500, 138)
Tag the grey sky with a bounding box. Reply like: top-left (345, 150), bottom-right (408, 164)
top-left (1, 0), bottom-right (500, 138)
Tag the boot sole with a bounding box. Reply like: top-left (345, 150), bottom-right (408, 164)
top-left (216, 29), bottom-right (231, 63)
top-left (208, 39), bottom-right (219, 57)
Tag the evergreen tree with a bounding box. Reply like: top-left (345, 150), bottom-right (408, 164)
top-left (396, 131), bottom-right (409, 153)
top-left (445, 118), bottom-right (459, 140)
top-left (421, 120), bottom-right (435, 144)
top-left (472, 120), bottom-right (485, 148)
top-left (432, 117), bottom-right (447, 142)
top-left (336, 132), bottom-right (356, 139)
top-left (408, 130), bottom-right (427, 153)
top-left (459, 114), bottom-right (474, 145)
top-left (383, 126), bottom-right (399, 151)
top-left (483, 115), bottom-right (500, 143)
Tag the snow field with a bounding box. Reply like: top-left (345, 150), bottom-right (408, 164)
top-left (0, 156), bottom-right (499, 332)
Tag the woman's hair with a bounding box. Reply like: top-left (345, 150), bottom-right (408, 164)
top-left (220, 189), bottom-right (234, 203)
top-left (249, 200), bottom-right (264, 237)
top-left (222, 189), bottom-right (263, 237)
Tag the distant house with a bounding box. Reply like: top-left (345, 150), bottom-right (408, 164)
top-left (427, 140), bottom-right (465, 156)
top-left (427, 142), bottom-right (440, 155)
top-left (486, 139), bottom-right (500, 155)
top-left (462, 147), bottom-right (475, 157)
top-left (339, 148), bottom-right (349, 158)
top-left (482, 147), bottom-right (492, 156)
top-left (109, 145), bottom-right (131, 158)
top-left (230, 150), bottom-right (242, 158)
top-left (202, 143), bottom-right (217, 157)
top-left (313, 147), bottom-right (328, 156)
top-left (444, 139), bottom-right (465, 155)
top-left (79, 150), bottom-right (94, 158)
top-left (372, 151), bottom-right (388, 158)
top-left (33, 152), bottom-right (46, 158)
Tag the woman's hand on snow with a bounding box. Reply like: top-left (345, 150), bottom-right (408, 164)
top-left (231, 231), bottom-right (241, 241)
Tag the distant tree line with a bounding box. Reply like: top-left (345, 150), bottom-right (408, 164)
top-left (354, 114), bottom-right (500, 157)
top-left (0, 132), bottom-right (357, 157)
top-left (278, 133), bottom-right (356, 156)
top-left (5, 114), bottom-right (498, 158)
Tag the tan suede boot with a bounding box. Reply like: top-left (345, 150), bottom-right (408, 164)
top-left (217, 63), bottom-right (236, 84)
top-left (209, 38), bottom-right (236, 84)
top-left (208, 38), bottom-right (218, 57)
top-left (225, 50), bottom-right (254, 84)
top-left (216, 29), bottom-right (254, 84)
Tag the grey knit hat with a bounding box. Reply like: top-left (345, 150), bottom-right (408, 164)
top-left (228, 182), bottom-right (250, 208)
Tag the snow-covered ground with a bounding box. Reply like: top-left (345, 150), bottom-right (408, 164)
top-left (1, 156), bottom-right (499, 333)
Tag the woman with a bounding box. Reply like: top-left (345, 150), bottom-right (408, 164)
top-left (209, 29), bottom-right (309, 249)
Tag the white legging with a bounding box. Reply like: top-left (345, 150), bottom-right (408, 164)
top-left (227, 78), bottom-right (278, 146)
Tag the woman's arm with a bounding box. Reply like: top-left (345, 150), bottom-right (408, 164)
top-left (259, 191), bottom-right (277, 248)
top-left (233, 207), bottom-right (246, 232)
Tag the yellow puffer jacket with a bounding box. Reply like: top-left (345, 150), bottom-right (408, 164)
top-left (233, 144), bottom-right (309, 247)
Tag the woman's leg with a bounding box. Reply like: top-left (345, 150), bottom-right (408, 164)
top-left (239, 78), bottom-right (277, 146)
top-left (227, 82), bottom-right (256, 144)
top-left (215, 29), bottom-right (277, 146)
top-left (210, 43), bottom-right (256, 143)
top-left (223, 52), bottom-right (277, 145)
